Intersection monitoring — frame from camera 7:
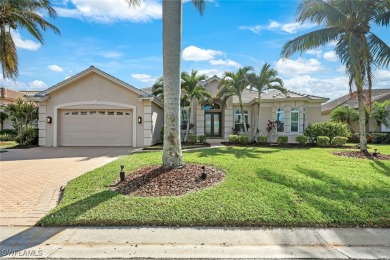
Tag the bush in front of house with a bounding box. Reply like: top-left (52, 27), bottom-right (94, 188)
top-left (348, 133), bottom-right (390, 144)
top-left (0, 129), bottom-right (18, 141)
top-left (257, 135), bottom-right (268, 144)
top-left (317, 136), bottom-right (330, 147)
top-left (15, 126), bottom-right (38, 145)
top-left (332, 136), bottom-right (348, 146)
top-left (187, 134), bottom-right (198, 144)
top-left (295, 135), bottom-right (308, 145)
top-left (198, 135), bottom-right (207, 143)
top-left (228, 135), bottom-right (239, 143)
top-left (277, 135), bottom-right (288, 145)
top-left (239, 135), bottom-right (250, 144)
top-left (304, 122), bottom-right (350, 145)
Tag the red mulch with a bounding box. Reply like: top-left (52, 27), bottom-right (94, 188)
top-left (334, 151), bottom-right (390, 160)
top-left (112, 164), bottom-right (225, 197)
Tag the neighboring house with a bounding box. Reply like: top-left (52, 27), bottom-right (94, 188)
top-left (321, 89), bottom-right (390, 132)
top-left (26, 66), bottom-right (163, 147)
top-left (25, 66), bottom-right (328, 147)
top-left (0, 87), bottom-right (40, 129)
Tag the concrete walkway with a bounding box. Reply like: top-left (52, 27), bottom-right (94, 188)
top-left (0, 147), bottom-right (134, 226)
top-left (0, 226), bottom-right (389, 259)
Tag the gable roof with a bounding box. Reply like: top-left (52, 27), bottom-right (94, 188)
top-left (321, 89), bottom-right (390, 113)
top-left (35, 66), bottom-right (148, 97)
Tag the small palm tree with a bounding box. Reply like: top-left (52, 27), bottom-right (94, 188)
top-left (152, 77), bottom-right (164, 101)
top-left (0, 0), bottom-right (60, 80)
top-left (218, 66), bottom-right (253, 134)
top-left (281, 0), bottom-right (390, 152)
top-left (0, 111), bottom-right (8, 130)
top-left (371, 100), bottom-right (390, 131)
top-left (249, 63), bottom-right (285, 139)
top-left (181, 70), bottom-right (210, 142)
top-left (126, 0), bottom-right (205, 168)
top-left (330, 105), bottom-right (359, 132)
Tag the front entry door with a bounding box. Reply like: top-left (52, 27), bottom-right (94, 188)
top-left (205, 112), bottom-right (221, 137)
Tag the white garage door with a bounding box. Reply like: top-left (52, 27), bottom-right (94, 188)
top-left (59, 109), bottom-right (133, 146)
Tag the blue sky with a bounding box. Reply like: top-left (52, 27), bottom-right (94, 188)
top-left (2, 0), bottom-right (389, 101)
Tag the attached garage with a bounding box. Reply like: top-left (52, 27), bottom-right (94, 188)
top-left (59, 109), bottom-right (133, 146)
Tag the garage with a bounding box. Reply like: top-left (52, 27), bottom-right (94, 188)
top-left (59, 109), bottom-right (133, 146)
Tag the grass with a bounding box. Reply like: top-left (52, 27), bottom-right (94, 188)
top-left (38, 145), bottom-right (390, 227)
top-left (0, 141), bottom-right (18, 150)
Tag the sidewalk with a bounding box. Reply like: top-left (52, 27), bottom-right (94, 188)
top-left (1, 226), bottom-right (389, 259)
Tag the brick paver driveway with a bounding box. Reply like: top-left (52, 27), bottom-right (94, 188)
top-left (0, 147), bottom-right (134, 226)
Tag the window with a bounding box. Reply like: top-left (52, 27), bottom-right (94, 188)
top-left (276, 108), bottom-right (284, 132)
top-left (71, 111), bottom-right (78, 115)
top-left (181, 107), bottom-right (189, 127)
top-left (80, 111), bottom-right (87, 115)
top-left (108, 111), bottom-right (114, 115)
top-left (291, 108), bottom-right (299, 132)
top-left (204, 103), bottom-right (221, 110)
top-left (98, 111), bottom-right (105, 115)
top-left (90, 111), bottom-right (96, 115)
top-left (125, 112), bottom-right (131, 115)
top-left (117, 112), bottom-right (123, 115)
top-left (234, 109), bottom-right (249, 132)
top-left (64, 112), bottom-right (69, 115)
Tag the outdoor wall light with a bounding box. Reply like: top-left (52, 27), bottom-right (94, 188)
top-left (138, 116), bottom-right (142, 124)
top-left (46, 116), bottom-right (52, 123)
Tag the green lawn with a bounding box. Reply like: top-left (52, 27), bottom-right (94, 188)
top-left (0, 141), bottom-right (18, 150)
top-left (38, 145), bottom-right (390, 227)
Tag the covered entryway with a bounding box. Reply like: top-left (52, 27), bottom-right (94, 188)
top-left (58, 109), bottom-right (133, 146)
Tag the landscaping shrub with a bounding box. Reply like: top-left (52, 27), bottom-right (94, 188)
top-left (277, 135), bottom-right (288, 145)
top-left (257, 135), bottom-right (268, 144)
top-left (295, 135), bottom-right (308, 145)
top-left (317, 136), bottom-right (330, 147)
top-left (228, 135), bottom-right (239, 143)
top-left (304, 122), bottom-right (350, 144)
top-left (187, 134), bottom-right (198, 144)
top-left (0, 129), bottom-right (17, 135)
top-left (15, 127), bottom-right (38, 145)
top-left (348, 133), bottom-right (390, 144)
top-left (332, 136), bottom-right (348, 146)
top-left (0, 129), bottom-right (17, 141)
top-left (239, 135), bottom-right (250, 144)
top-left (198, 135), bottom-right (207, 143)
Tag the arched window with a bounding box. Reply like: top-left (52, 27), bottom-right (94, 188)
top-left (234, 109), bottom-right (249, 132)
top-left (291, 108), bottom-right (299, 132)
top-left (276, 108), bottom-right (284, 132)
top-left (204, 103), bottom-right (221, 110)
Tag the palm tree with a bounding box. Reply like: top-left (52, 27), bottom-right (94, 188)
top-left (371, 100), bottom-right (390, 131)
top-left (281, 0), bottom-right (390, 152)
top-left (181, 70), bottom-right (210, 142)
top-left (152, 77), bottom-right (164, 101)
top-left (0, 0), bottom-right (60, 80)
top-left (248, 63), bottom-right (285, 140)
top-left (0, 111), bottom-right (8, 130)
top-left (218, 66), bottom-right (253, 134)
top-left (330, 105), bottom-right (359, 132)
top-left (126, 0), bottom-right (205, 168)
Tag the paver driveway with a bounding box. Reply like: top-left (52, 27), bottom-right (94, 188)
top-left (0, 147), bottom-right (134, 226)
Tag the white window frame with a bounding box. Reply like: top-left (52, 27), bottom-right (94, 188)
top-left (276, 108), bottom-right (284, 132)
top-left (291, 108), bottom-right (299, 133)
top-left (234, 109), bottom-right (249, 132)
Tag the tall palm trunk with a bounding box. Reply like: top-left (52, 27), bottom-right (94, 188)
top-left (184, 100), bottom-right (192, 142)
top-left (255, 93), bottom-right (261, 140)
top-left (162, 0), bottom-right (183, 168)
top-left (357, 85), bottom-right (368, 152)
top-left (238, 95), bottom-right (247, 134)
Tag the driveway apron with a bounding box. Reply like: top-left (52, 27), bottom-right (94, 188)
top-left (0, 147), bottom-right (133, 226)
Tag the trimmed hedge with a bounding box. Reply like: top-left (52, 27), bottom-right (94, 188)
top-left (317, 136), bottom-right (330, 147)
top-left (277, 135), bottom-right (288, 145)
top-left (187, 134), bottom-right (197, 144)
top-left (198, 135), bottom-right (207, 143)
top-left (348, 133), bottom-right (390, 144)
top-left (239, 135), bottom-right (250, 144)
top-left (228, 135), bottom-right (239, 143)
top-left (332, 136), bottom-right (348, 146)
top-left (257, 135), bottom-right (268, 144)
top-left (304, 122), bottom-right (350, 144)
top-left (295, 135), bottom-right (308, 145)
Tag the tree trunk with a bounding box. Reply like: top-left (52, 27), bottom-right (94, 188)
top-left (162, 0), bottom-right (183, 168)
top-left (357, 85), bottom-right (368, 152)
top-left (238, 95), bottom-right (247, 134)
top-left (255, 93), bottom-right (261, 141)
top-left (184, 100), bottom-right (192, 142)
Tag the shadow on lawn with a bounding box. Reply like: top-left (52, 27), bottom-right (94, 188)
top-left (190, 146), bottom-right (281, 159)
top-left (369, 160), bottom-right (390, 176)
top-left (256, 166), bottom-right (389, 227)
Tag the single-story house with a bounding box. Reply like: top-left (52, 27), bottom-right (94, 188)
top-left (321, 89), bottom-right (390, 132)
top-left (27, 66), bottom-right (329, 147)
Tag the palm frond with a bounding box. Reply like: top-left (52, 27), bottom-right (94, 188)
top-left (192, 0), bottom-right (206, 15)
top-left (367, 32), bottom-right (390, 67)
top-left (297, 0), bottom-right (346, 26)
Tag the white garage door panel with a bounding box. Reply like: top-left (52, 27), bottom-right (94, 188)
top-left (59, 110), bottom-right (133, 146)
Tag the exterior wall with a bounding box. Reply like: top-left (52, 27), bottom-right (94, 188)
top-left (38, 101), bottom-right (47, 146)
top-left (43, 73), bottom-right (144, 147)
top-left (151, 102), bottom-right (164, 144)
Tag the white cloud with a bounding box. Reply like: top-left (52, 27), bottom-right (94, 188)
top-left (0, 78), bottom-right (27, 90)
top-left (98, 51), bottom-right (123, 58)
top-left (48, 64), bottom-right (64, 72)
top-left (323, 51), bottom-right (338, 62)
top-left (11, 30), bottom-right (41, 51)
top-left (182, 46), bottom-right (223, 61)
top-left (239, 20), bottom-right (316, 34)
top-left (305, 49), bottom-right (322, 58)
top-left (131, 73), bottom-right (156, 83)
top-left (209, 59), bottom-right (241, 68)
top-left (55, 0), bottom-right (161, 23)
top-left (197, 69), bottom-right (225, 78)
top-left (29, 80), bottom-right (48, 89)
top-left (375, 69), bottom-right (390, 81)
top-left (275, 58), bottom-right (322, 76)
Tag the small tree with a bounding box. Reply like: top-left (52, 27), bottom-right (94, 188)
top-left (371, 100), bottom-right (390, 131)
top-left (0, 111), bottom-right (8, 130)
top-left (5, 98), bottom-right (38, 145)
top-left (330, 105), bottom-right (359, 133)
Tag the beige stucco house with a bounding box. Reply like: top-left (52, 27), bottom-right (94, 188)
top-left (27, 66), bottom-right (328, 147)
top-left (27, 66), bottom-right (163, 147)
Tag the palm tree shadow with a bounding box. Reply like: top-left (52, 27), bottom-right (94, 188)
top-left (189, 146), bottom-right (281, 159)
top-left (369, 160), bottom-right (390, 176)
top-left (0, 190), bottom-right (118, 257)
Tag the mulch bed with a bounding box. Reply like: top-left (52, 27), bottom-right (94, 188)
top-left (334, 151), bottom-right (390, 160)
top-left (112, 164), bottom-right (225, 197)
